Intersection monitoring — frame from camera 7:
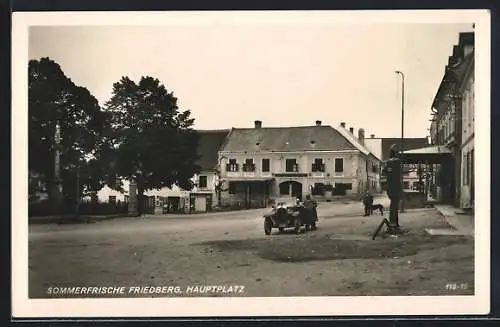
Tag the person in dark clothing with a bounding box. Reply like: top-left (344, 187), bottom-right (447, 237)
top-left (362, 190), bottom-right (374, 216)
top-left (303, 194), bottom-right (318, 221)
top-left (384, 144), bottom-right (402, 232)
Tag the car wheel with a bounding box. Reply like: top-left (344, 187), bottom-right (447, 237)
top-left (264, 218), bottom-right (272, 235)
top-left (311, 222), bottom-right (317, 230)
top-left (305, 225), bottom-right (311, 231)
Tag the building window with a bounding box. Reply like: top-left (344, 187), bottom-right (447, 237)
top-left (345, 183), bottom-right (352, 190)
top-left (262, 158), bottom-right (270, 172)
top-left (198, 175), bottom-right (208, 188)
top-left (311, 183), bottom-right (325, 195)
top-left (372, 163), bottom-right (378, 173)
top-left (226, 159), bottom-right (239, 172)
top-left (334, 158), bottom-right (343, 173)
top-left (312, 158), bottom-right (325, 172)
top-left (109, 196), bottom-right (116, 204)
top-left (286, 159), bottom-right (298, 172)
top-left (243, 159), bottom-right (255, 172)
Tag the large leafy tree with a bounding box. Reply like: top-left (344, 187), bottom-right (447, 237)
top-left (29, 57), bottom-right (113, 210)
top-left (105, 76), bottom-right (200, 215)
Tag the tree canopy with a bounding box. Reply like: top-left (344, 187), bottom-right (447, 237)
top-left (29, 57), bottom-right (114, 206)
top-left (105, 76), bottom-right (200, 215)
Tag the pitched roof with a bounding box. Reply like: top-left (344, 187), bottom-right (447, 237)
top-left (451, 53), bottom-right (474, 89)
top-left (333, 126), bottom-right (371, 156)
top-left (220, 125), bottom-right (357, 153)
top-left (194, 129), bottom-right (230, 170)
top-left (380, 138), bottom-right (429, 161)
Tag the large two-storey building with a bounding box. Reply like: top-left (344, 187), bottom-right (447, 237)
top-left (429, 31), bottom-right (474, 208)
top-left (217, 120), bottom-right (381, 208)
top-left (458, 43), bottom-right (474, 209)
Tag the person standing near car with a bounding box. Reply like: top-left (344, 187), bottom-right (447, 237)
top-left (303, 194), bottom-right (317, 225)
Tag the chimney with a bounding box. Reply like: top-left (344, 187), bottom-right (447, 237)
top-left (452, 45), bottom-right (461, 61)
top-left (315, 120), bottom-right (322, 126)
top-left (349, 127), bottom-right (354, 134)
top-left (459, 32), bottom-right (475, 57)
top-left (370, 134), bottom-right (375, 138)
top-left (340, 122), bottom-right (346, 128)
top-left (254, 120), bottom-right (262, 129)
top-left (358, 128), bottom-right (365, 145)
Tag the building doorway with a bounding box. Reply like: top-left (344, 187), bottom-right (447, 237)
top-left (279, 181), bottom-right (303, 200)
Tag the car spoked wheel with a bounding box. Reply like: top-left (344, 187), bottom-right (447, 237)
top-left (264, 218), bottom-right (272, 235)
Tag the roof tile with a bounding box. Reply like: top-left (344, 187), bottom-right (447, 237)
top-left (220, 125), bottom-right (357, 153)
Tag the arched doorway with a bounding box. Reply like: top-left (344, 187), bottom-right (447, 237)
top-left (279, 181), bottom-right (303, 200)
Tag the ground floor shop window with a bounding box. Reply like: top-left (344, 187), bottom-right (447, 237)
top-left (311, 183), bottom-right (325, 195)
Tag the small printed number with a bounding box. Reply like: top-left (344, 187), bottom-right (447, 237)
top-left (445, 283), bottom-right (468, 290)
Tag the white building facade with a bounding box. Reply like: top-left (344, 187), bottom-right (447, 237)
top-left (459, 53), bottom-right (474, 209)
top-left (217, 121), bottom-right (381, 208)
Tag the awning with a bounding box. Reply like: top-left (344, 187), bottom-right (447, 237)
top-left (400, 145), bottom-right (452, 164)
top-left (403, 145), bottom-right (452, 155)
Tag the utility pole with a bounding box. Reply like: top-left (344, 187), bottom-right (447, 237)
top-left (395, 70), bottom-right (405, 213)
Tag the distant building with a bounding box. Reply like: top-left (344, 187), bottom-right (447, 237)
top-left (217, 120), bottom-right (381, 208)
top-left (364, 136), bottom-right (429, 192)
top-left (93, 129), bottom-right (230, 213)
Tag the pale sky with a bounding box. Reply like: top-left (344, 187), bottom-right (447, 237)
top-left (28, 20), bottom-right (474, 138)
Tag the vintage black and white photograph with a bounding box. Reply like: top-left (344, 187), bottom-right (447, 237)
top-left (12, 10), bottom-right (490, 317)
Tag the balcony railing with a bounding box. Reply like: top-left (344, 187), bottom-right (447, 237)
top-left (311, 163), bottom-right (325, 173)
top-left (285, 164), bottom-right (300, 173)
top-left (311, 171), bottom-right (325, 178)
top-left (242, 164), bottom-right (256, 172)
top-left (226, 164), bottom-right (239, 172)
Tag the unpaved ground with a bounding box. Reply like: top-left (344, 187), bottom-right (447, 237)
top-left (28, 201), bottom-right (474, 298)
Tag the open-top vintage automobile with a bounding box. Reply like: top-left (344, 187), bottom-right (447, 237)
top-left (263, 196), bottom-right (317, 235)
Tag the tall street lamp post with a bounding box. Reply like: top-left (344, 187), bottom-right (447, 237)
top-left (395, 70), bottom-right (405, 213)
